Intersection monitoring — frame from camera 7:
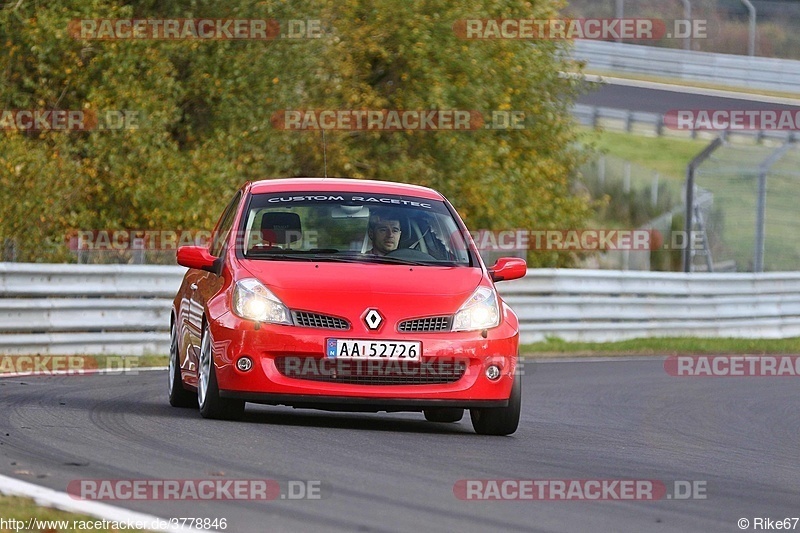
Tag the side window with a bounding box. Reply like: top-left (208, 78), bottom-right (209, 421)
top-left (210, 191), bottom-right (242, 256)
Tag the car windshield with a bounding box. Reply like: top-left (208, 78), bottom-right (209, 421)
top-left (239, 192), bottom-right (473, 266)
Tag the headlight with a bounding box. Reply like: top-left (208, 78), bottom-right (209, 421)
top-left (232, 278), bottom-right (292, 325)
top-left (451, 286), bottom-right (500, 332)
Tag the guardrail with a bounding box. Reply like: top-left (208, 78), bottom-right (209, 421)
top-left (573, 40), bottom-right (800, 94)
top-left (572, 104), bottom-right (797, 142)
top-left (1, 264), bottom-right (798, 353)
top-left (573, 104), bottom-right (665, 135)
top-left (0, 263), bottom-right (183, 355)
top-left (500, 269), bottom-right (800, 342)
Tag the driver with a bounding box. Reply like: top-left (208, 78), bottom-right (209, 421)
top-left (366, 209), bottom-right (402, 256)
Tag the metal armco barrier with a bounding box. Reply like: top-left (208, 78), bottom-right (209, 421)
top-left (0, 264), bottom-right (183, 355)
top-left (500, 269), bottom-right (800, 343)
top-left (573, 40), bottom-right (800, 94)
top-left (1, 264), bottom-right (799, 354)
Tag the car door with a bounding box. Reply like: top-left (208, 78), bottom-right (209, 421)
top-left (184, 190), bottom-right (243, 380)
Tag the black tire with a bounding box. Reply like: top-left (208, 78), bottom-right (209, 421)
top-left (168, 320), bottom-right (197, 408)
top-left (197, 324), bottom-right (245, 420)
top-left (470, 372), bottom-right (521, 436)
top-left (424, 408), bottom-right (464, 423)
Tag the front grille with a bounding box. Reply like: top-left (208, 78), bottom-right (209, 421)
top-left (398, 316), bottom-right (452, 333)
top-left (275, 356), bottom-right (467, 385)
top-left (292, 311), bottom-right (350, 330)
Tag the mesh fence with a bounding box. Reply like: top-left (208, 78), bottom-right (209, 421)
top-left (694, 141), bottom-right (800, 272)
top-left (579, 154), bottom-right (684, 270)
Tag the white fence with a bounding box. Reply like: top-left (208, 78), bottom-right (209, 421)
top-left (1, 263), bottom-right (799, 354)
top-left (573, 40), bottom-right (800, 94)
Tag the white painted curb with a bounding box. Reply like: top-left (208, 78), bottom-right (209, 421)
top-left (0, 473), bottom-right (210, 532)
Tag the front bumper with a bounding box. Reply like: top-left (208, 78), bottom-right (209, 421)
top-left (208, 311), bottom-right (519, 407)
top-left (219, 392), bottom-right (508, 411)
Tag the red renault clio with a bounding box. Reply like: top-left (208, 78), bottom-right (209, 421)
top-left (169, 178), bottom-right (527, 435)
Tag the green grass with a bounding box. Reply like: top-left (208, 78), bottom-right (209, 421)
top-left (578, 128), bottom-right (800, 271)
top-left (0, 495), bottom-right (148, 532)
top-left (0, 355), bottom-right (168, 374)
top-left (522, 337), bottom-right (800, 357)
top-left (142, 355), bottom-right (168, 366)
top-left (580, 127), bottom-right (708, 181)
top-left (69, 354), bottom-right (168, 369)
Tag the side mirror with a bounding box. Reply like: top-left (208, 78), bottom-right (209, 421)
top-left (177, 246), bottom-right (219, 273)
top-left (489, 257), bottom-right (527, 282)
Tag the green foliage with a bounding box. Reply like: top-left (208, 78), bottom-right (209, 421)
top-left (1, 0), bottom-right (591, 265)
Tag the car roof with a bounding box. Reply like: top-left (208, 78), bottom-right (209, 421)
top-left (248, 177), bottom-right (444, 201)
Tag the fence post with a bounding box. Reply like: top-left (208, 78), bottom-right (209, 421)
top-left (684, 137), bottom-right (723, 272)
top-left (754, 142), bottom-right (794, 272)
top-left (623, 162), bottom-right (631, 193)
top-left (651, 173), bottom-right (659, 207)
top-left (598, 156), bottom-right (605, 186)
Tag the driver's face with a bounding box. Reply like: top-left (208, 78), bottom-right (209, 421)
top-left (369, 218), bottom-right (401, 255)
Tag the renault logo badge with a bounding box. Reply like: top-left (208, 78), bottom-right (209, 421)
top-left (363, 309), bottom-right (383, 330)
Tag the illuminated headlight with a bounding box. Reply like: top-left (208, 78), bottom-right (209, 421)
top-left (451, 286), bottom-right (500, 332)
top-left (232, 278), bottom-right (292, 325)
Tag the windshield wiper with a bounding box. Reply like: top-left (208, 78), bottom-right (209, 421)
top-left (244, 251), bottom-right (316, 261)
top-left (354, 255), bottom-right (434, 266)
top-left (245, 249), bottom-right (455, 266)
top-left (248, 248), bottom-right (339, 254)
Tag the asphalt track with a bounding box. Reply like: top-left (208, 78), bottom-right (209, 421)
top-left (1, 359), bottom-right (798, 532)
top-left (577, 82), bottom-right (800, 114)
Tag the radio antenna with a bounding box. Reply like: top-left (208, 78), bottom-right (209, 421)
top-left (322, 129), bottom-right (328, 178)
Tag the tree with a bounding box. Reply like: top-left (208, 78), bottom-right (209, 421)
top-left (1, 0), bottom-right (590, 266)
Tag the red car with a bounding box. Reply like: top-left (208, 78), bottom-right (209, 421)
top-left (169, 178), bottom-right (527, 435)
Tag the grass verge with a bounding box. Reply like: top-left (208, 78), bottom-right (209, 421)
top-left (0, 355), bottom-right (168, 375)
top-left (522, 337), bottom-right (800, 357)
top-left (579, 127), bottom-right (707, 181)
top-left (579, 126), bottom-right (800, 271)
top-left (0, 494), bottom-right (148, 532)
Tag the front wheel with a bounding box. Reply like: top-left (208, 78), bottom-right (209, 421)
top-left (470, 372), bottom-right (521, 436)
top-left (197, 324), bottom-right (245, 420)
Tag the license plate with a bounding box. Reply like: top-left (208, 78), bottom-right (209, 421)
top-left (326, 339), bottom-right (421, 360)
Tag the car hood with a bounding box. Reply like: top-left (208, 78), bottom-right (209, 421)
top-left (237, 259), bottom-right (484, 319)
